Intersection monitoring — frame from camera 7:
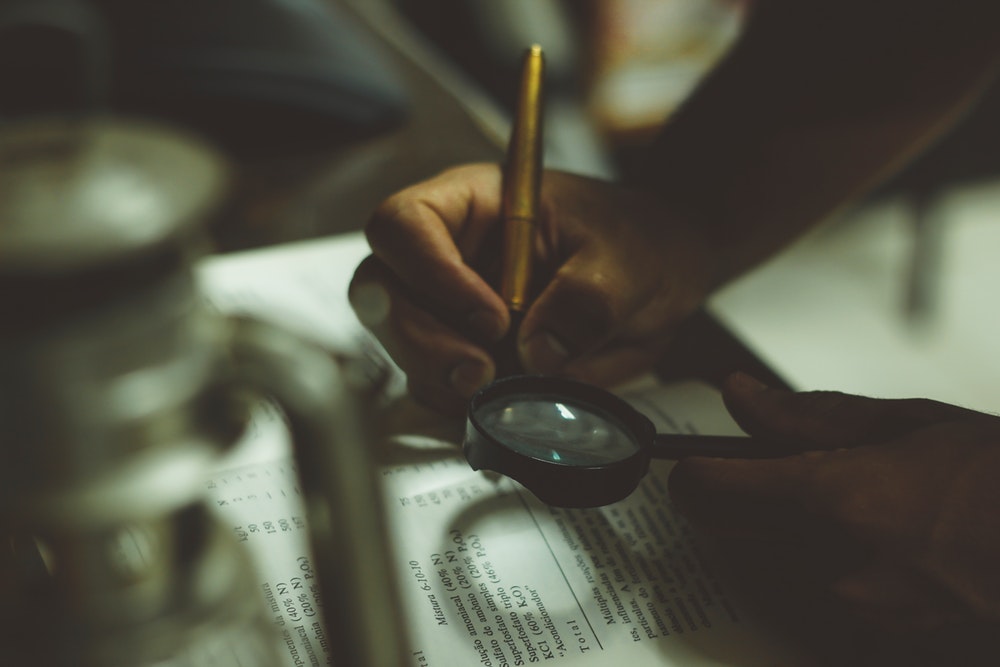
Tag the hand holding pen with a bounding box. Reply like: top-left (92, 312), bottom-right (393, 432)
top-left (350, 69), bottom-right (720, 414)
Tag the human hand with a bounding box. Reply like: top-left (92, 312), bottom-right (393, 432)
top-left (349, 163), bottom-right (718, 414)
top-left (669, 373), bottom-right (1000, 638)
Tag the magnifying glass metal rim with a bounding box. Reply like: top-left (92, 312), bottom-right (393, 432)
top-left (464, 375), bottom-right (657, 507)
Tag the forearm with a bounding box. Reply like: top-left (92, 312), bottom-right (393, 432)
top-left (634, 0), bottom-right (1000, 287)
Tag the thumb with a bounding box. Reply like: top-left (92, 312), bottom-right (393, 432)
top-left (721, 372), bottom-right (982, 450)
top-left (516, 254), bottom-right (625, 375)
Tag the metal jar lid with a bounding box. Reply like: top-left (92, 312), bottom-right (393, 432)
top-left (0, 116), bottom-right (228, 273)
top-left (0, 117), bottom-right (229, 334)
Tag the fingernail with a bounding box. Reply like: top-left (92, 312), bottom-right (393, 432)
top-left (350, 283), bottom-right (390, 327)
top-left (729, 371), bottom-right (768, 393)
top-left (467, 309), bottom-right (507, 343)
top-left (450, 361), bottom-right (493, 398)
top-left (520, 330), bottom-right (570, 374)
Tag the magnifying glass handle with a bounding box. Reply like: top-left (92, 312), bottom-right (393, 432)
top-left (650, 434), bottom-right (799, 460)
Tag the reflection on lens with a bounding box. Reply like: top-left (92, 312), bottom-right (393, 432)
top-left (473, 393), bottom-right (640, 466)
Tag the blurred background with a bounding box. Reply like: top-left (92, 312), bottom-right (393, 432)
top-left (4, 0), bottom-right (999, 413)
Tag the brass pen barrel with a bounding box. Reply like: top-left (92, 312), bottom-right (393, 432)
top-left (500, 45), bottom-right (545, 312)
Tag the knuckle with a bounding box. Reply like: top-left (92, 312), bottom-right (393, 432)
top-left (900, 397), bottom-right (964, 422)
top-left (824, 484), bottom-right (879, 533)
top-left (666, 458), bottom-right (717, 509)
top-left (794, 390), bottom-right (855, 417)
top-left (349, 254), bottom-right (384, 284)
top-left (804, 455), bottom-right (879, 531)
top-left (779, 390), bottom-right (869, 440)
top-left (365, 195), bottom-right (409, 248)
top-left (558, 273), bottom-right (621, 337)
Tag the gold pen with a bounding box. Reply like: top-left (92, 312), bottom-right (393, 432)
top-left (494, 45), bottom-right (544, 377)
top-left (499, 44), bottom-right (545, 315)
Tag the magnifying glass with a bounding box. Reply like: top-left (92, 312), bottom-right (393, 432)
top-left (463, 375), bottom-right (797, 508)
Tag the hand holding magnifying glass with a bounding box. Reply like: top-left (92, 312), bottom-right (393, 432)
top-left (463, 375), bottom-right (798, 508)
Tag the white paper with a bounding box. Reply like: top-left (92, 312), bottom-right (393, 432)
top-left (197, 233), bottom-right (810, 666)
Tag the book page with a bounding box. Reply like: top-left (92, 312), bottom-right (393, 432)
top-left (378, 380), bottom-right (808, 667)
top-left (197, 233), bottom-right (811, 666)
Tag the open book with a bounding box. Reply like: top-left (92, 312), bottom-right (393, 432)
top-left (198, 233), bottom-right (812, 667)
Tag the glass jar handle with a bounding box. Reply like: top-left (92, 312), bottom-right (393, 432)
top-left (226, 317), bottom-right (410, 667)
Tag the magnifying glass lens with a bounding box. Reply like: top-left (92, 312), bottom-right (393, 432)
top-left (471, 393), bottom-right (641, 466)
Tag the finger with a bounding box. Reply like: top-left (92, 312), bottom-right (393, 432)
top-left (668, 430), bottom-right (948, 543)
top-left (832, 562), bottom-right (967, 632)
top-left (349, 248), bottom-right (510, 346)
top-left (721, 372), bottom-right (985, 449)
top-left (668, 453), bottom-right (837, 539)
top-left (553, 339), bottom-right (669, 388)
top-left (365, 164), bottom-right (509, 343)
top-left (349, 257), bottom-right (494, 404)
top-left (517, 251), bottom-right (640, 375)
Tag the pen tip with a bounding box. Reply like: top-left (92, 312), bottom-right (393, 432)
top-left (529, 44), bottom-right (543, 56)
